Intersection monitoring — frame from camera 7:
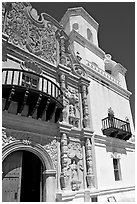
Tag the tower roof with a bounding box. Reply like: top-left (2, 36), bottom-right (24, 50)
top-left (60, 7), bottom-right (99, 31)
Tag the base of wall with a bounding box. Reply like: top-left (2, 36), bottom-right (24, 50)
top-left (56, 186), bottom-right (135, 202)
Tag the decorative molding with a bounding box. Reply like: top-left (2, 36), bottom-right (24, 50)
top-left (82, 62), bottom-right (132, 100)
top-left (111, 152), bottom-right (121, 159)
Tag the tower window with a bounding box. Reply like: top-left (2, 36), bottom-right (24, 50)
top-left (113, 158), bottom-right (121, 181)
top-left (87, 28), bottom-right (93, 42)
top-left (72, 23), bottom-right (79, 30)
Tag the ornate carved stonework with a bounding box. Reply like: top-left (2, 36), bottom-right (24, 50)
top-left (85, 138), bottom-right (94, 188)
top-left (2, 127), bottom-right (16, 147)
top-left (60, 133), bottom-right (69, 190)
top-left (3, 2), bottom-right (58, 65)
top-left (72, 64), bottom-right (87, 78)
top-left (67, 140), bottom-right (83, 191)
top-left (67, 86), bottom-right (80, 128)
top-left (44, 139), bottom-right (58, 169)
top-left (80, 84), bottom-right (90, 128)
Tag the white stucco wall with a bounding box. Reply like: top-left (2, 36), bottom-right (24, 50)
top-left (95, 144), bottom-right (135, 190)
top-left (88, 77), bottom-right (134, 135)
top-left (85, 47), bottom-right (104, 70)
top-left (73, 41), bottom-right (105, 71)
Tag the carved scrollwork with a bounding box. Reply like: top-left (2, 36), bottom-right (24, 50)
top-left (44, 139), bottom-right (58, 169)
top-left (2, 127), bottom-right (16, 147)
top-left (3, 2), bottom-right (58, 65)
top-left (72, 64), bottom-right (87, 78)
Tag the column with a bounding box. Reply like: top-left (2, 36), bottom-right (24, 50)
top-left (85, 138), bottom-right (94, 188)
top-left (58, 71), bottom-right (69, 123)
top-left (60, 133), bottom-right (68, 190)
top-left (56, 28), bottom-right (67, 66)
top-left (81, 84), bottom-right (90, 128)
top-left (43, 169), bottom-right (56, 202)
top-left (81, 140), bottom-right (87, 189)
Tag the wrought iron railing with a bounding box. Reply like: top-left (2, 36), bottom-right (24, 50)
top-left (102, 116), bottom-right (131, 133)
top-left (2, 68), bottom-right (63, 103)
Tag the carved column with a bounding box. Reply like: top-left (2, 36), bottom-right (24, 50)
top-left (80, 83), bottom-right (90, 128)
top-left (56, 28), bottom-right (67, 66)
top-left (60, 36), bottom-right (67, 65)
top-left (59, 72), bottom-right (66, 92)
top-left (60, 133), bottom-right (68, 190)
top-left (85, 138), bottom-right (94, 188)
top-left (81, 140), bottom-right (87, 189)
top-left (58, 71), bottom-right (69, 123)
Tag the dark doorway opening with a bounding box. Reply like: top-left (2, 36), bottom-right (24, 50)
top-left (20, 151), bottom-right (41, 202)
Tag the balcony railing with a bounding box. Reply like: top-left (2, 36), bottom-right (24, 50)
top-left (102, 116), bottom-right (132, 140)
top-left (2, 68), bottom-right (63, 123)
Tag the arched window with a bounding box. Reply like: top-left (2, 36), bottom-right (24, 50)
top-left (87, 28), bottom-right (93, 42)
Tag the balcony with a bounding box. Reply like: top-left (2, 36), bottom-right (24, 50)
top-left (102, 116), bottom-right (132, 140)
top-left (2, 68), bottom-right (63, 123)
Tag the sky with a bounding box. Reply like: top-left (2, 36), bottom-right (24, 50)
top-left (30, 2), bottom-right (135, 124)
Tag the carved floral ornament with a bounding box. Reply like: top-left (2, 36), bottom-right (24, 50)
top-left (44, 139), bottom-right (58, 169)
top-left (72, 64), bottom-right (87, 78)
top-left (2, 2), bottom-right (58, 65)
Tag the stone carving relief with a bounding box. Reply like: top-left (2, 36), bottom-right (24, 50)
top-left (2, 2), bottom-right (58, 65)
top-left (67, 140), bottom-right (83, 191)
top-left (72, 64), bottom-right (87, 78)
top-left (2, 127), bottom-right (16, 147)
top-left (62, 86), bottom-right (80, 128)
top-left (60, 134), bottom-right (84, 191)
top-left (44, 139), bottom-right (58, 169)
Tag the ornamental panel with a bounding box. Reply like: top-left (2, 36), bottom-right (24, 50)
top-left (3, 2), bottom-right (58, 65)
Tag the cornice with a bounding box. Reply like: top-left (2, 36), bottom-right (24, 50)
top-left (60, 7), bottom-right (99, 31)
top-left (58, 122), bottom-right (94, 139)
top-left (94, 134), bottom-right (135, 150)
top-left (82, 63), bottom-right (132, 100)
top-left (69, 30), bottom-right (105, 60)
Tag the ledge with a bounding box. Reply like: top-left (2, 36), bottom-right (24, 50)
top-left (69, 30), bottom-right (105, 59)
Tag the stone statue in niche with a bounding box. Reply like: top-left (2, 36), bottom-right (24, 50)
top-left (67, 86), bottom-right (80, 128)
top-left (68, 159), bottom-right (83, 191)
top-left (67, 140), bottom-right (83, 191)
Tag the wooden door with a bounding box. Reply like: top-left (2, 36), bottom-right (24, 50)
top-left (2, 151), bottom-right (23, 202)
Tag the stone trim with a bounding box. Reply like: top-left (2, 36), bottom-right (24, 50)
top-left (2, 141), bottom-right (54, 170)
top-left (43, 169), bottom-right (56, 176)
top-left (58, 185), bottom-right (135, 201)
top-left (94, 134), bottom-right (135, 150)
top-left (84, 64), bottom-right (132, 100)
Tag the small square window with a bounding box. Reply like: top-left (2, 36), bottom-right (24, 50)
top-left (91, 196), bottom-right (98, 202)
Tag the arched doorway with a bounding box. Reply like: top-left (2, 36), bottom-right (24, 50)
top-left (2, 150), bottom-right (43, 202)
